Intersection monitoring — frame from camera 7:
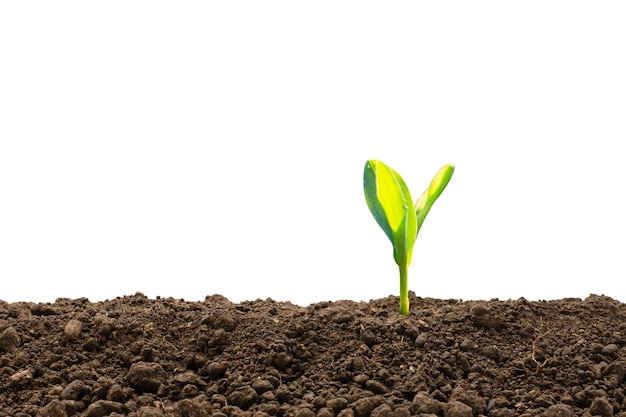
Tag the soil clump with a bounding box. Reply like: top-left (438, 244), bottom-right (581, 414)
top-left (1, 292), bottom-right (626, 417)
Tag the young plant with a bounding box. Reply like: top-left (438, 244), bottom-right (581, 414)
top-left (363, 160), bottom-right (454, 315)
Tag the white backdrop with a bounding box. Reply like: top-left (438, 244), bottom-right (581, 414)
top-left (1, 2), bottom-right (625, 305)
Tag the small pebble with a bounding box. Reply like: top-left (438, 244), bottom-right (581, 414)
top-left (601, 343), bottom-right (619, 355)
top-left (0, 326), bottom-right (21, 352)
top-left (64, 319), bottom-right (83, 339)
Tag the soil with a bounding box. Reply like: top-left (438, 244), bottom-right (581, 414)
top-left (2, 293), bottom-right (626, 417)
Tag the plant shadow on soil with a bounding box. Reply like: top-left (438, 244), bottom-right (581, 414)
top-left (1, 292), bottom-right (626, 417)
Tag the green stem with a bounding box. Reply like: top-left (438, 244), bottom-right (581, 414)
top-left (399, 265), bottom-right (409, 315)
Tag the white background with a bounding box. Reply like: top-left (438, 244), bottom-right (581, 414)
top-left (1, 2), bottom-right (625, 306)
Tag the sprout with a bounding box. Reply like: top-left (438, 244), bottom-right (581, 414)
top-left (363, 161), bottom-right (454, 315)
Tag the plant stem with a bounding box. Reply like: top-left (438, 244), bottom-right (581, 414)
top-left (399, 265), bottom-right (409, 315)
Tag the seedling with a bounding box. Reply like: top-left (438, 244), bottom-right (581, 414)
top-left (363, 160), bottom-right (454, 315)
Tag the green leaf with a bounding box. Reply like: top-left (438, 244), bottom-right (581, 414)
top-left (415, 163), bottom-right (455, 233)
top-left (363, 160), bottom-right (417, 268)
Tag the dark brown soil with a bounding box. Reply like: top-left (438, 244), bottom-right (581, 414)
top-left (2, 293), bottom-right (626, 417)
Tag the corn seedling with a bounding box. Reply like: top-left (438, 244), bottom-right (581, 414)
top-left (363, 160), bottom-right (454, 315)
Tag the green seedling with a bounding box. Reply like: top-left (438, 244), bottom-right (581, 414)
top-left (363, 160), bottom-right (454, 315)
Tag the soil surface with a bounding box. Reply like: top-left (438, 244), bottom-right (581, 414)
top-left (2, 293), bottom-right (626, 417)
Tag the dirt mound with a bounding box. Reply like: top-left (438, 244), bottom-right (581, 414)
top-left (1, 292), bottom-right (626, 417)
